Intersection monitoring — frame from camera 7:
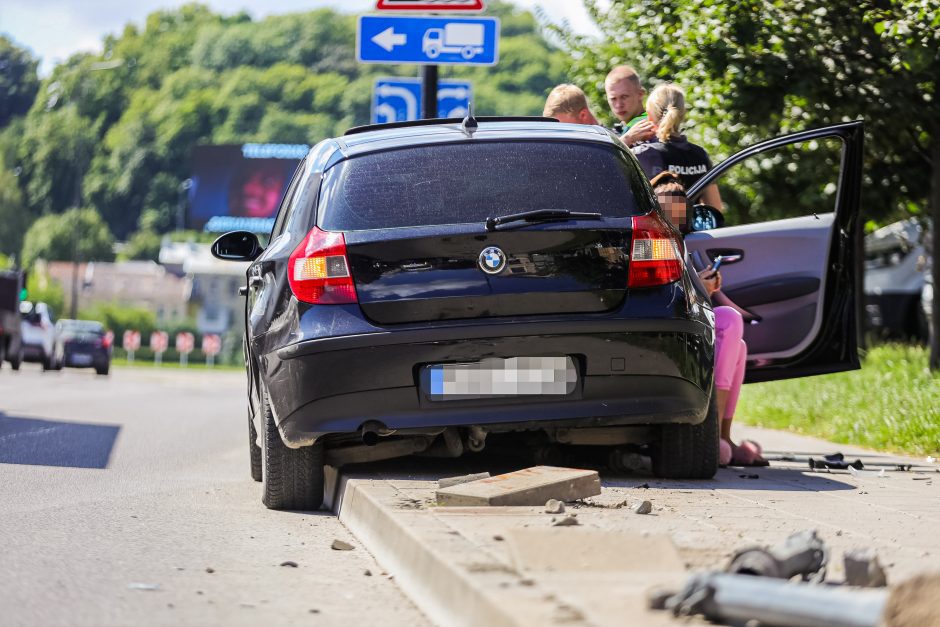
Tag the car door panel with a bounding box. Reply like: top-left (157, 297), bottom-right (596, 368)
top-left (685, 121), bottom-right (863, 383)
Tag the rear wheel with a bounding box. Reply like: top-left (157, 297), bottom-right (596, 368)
top-left (96, 363), bottom-right (110, 376)
top-left (261, 391), bottom-right (324, 510)
top-left (651, 392), bottom-right (719, 479)
top-left (249, 414), bottom-right (262, 482)
top-left (9, 344), bottom-right (22, 371)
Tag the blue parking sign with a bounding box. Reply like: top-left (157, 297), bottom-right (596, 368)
top-left (372, 78), bottom-right (473, 124)
top-left (358, 15), bottom-right (499, 66)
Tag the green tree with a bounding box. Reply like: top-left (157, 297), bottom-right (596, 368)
top-left (120, 229), bottom-right (162, 262)
top-left (0, 36), bottom-right (40, 127)
top-left (25, 268), bottom-right (66, 315)
top-left (0, 167), bottom-right (32, 258)
top-left (21, 208), bottom-right (115, 268)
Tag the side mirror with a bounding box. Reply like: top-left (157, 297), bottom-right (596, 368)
top-left (211, 231), bottom-right (264, 261)
top-left (692, 204), bottom-right (725, 231)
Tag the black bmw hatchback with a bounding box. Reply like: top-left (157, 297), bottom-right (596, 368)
top-left (213, 117), bottom-right (863, 510)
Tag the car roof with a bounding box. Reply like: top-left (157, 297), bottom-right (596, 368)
top-left (311, 120), bottom-right (622, 170)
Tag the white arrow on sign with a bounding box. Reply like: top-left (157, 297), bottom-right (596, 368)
top-left (437, 87), bottom-right (469, 101)
top-left (377, 84), bottom-right (418, 120)
top-left (372, 27), bottom-right (407, 52)
top-left (375, 102), bottom-right (398, 123)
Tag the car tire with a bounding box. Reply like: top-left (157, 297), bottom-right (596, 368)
top-left (249, 414), bottom-right (262, 482)
top-left (96, 364), bottom-right (110, 376)
top-left (261, 391), bottom-right (324, 511)
top-left (651, 391), bottom-right (719, 479)
top-left (9, 345), bottom-right (22, 371)
top-left (42, 352), bottom-right (52, 372)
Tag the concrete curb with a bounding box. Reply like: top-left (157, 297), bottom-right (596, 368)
top-left (324, 467), bottom-right (564, 627)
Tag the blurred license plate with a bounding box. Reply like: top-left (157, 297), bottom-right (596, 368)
top-left (72, 354), bottom-right (92, 365)
top-left (423, 356), bottom-right (577, 401)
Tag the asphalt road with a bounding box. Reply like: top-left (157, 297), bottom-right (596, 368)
top-left (0, 365), bottom-right (430, 627)
top-left (3, 363), bottom-right (937, 627)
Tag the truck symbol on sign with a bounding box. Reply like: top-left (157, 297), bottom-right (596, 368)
top-left (422, 23), bottom-right (484, 59)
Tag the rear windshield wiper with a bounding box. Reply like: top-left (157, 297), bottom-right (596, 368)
top-left (485, 209), bottom-right (603, 231)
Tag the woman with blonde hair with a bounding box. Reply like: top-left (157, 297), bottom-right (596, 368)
top-left (633, 83), bottom-right (723, 210)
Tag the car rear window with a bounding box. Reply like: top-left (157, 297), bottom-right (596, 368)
top-left (318, 141), bottom-right (645, 231)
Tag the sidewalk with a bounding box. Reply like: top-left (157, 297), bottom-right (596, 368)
top-left (328, 426), bottom-right (939, 627)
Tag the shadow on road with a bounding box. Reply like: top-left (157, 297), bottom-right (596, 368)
top-left (0, 411), bottom-right (120, 469)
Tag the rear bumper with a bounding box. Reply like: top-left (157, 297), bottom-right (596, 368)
top-left (263, 318), bottom-right (714, 447)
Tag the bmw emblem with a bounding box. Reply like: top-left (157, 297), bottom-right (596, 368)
top-left (478, 246), bottom-right (506, 274)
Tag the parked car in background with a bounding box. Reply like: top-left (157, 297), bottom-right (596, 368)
top-left (20, 300), bottom-right (58, 370)
top-left (0, 270), bottom-right (25, 370)
top-left (863, 218), bottom-right (930, 342)
top-left (54, 319), bottom-right (112, 375)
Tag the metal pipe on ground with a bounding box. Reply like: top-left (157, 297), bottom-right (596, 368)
top-left (656, 572), bottom-right (887, 627)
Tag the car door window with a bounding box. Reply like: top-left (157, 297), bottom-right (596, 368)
top-left (266, 158), bottom-right (306, 246)
top-left (685, 122), bottom-right (863, 381)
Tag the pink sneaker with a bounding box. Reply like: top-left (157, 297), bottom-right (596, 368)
top-left (719, 439), bottom-right (733, 466)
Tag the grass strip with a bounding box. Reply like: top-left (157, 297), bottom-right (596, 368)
top-left (738, 343), bottom-right (940, 457)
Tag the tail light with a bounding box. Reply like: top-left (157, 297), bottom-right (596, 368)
top-left (101, 335), bottom-right (111, 349)
top-left (288, 227), bottom-right (358, 304)
top-left (628, 213), bottom-right (684, 288)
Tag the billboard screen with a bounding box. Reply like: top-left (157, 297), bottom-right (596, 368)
top-left (189, 144), bottom-right (308, 233)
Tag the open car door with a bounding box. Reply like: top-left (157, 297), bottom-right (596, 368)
top-left (685, 121), bottom-right (864, 383)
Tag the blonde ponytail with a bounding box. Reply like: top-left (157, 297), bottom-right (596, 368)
top-left (647, 83), bottom-right (686, 143)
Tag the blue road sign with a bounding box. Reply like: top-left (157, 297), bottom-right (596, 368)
top-left (372, 78), bottom-right (473, 123)
top-left (358, 15), bottom-right (499, 66)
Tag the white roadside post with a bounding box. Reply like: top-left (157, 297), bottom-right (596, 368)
top-left (202, 333), bottom-right (221, 368)
top-left (150, 331), bottom-right (168, 366)
top-left (123, 330), bottom-right (140, 364)
top-left (176, 332), bottom-right (194, 367)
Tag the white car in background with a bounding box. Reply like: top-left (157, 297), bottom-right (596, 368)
top-left (19, 301), bottom-right (58, 370)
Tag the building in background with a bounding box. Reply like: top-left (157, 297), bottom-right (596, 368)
top-left (45, 260), bottom-right (191, 326)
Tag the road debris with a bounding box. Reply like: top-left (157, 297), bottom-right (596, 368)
top-left (279, 561), bottom-right (298, 568)
top-left (436, 466), bottom-right (601, 506)
top-left (544, 499), bottom-right (565, 514)
top-left (551, 515), bottom-right (579, 527)
top-left (128, 582), bottom-right (160, 591)
top-left (726, 529), bottom-right (828, 582)
top-left (652, 571), bottom-right (887, 627)
top-left (438, 472), bottom-right (491, 489)
top-left (809, 453), bottom-right (865, 471)
top-left (739, 473), bottom-right (760, 479)
top-left (843, 549), bottom-right (888, 588)
top-left (632, 500), bottom-right (652, 515)
top-left (849, 466), bottom-right (888, 478)
top-left (205, 567), bottom-right (215, 574)
top-left (331, 539), bottom-right (355, 551)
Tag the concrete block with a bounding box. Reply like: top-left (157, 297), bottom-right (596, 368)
top-left (435, 466), bottom-right (601, 507)
top-left (438, 472), bottom-right (491, 489)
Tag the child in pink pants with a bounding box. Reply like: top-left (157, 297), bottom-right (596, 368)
top-left (713, 306), bottom-right (765, 466)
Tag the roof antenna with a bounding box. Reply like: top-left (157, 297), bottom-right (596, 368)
top-left (460, 104), bottom-right (478, 137)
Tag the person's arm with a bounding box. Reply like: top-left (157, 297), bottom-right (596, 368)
top-left (622, 119), bottom-right (656, 146)
top-left (701, 183), bottom-right (723, 211)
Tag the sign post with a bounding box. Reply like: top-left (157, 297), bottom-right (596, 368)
top-left (123, 330), bottom-right (141, 364)
top-left (202, 334), bottom-right (221, 368)
top-left (176, 332), bottom-right (194, 367)
top-left (150, 331), bottom-right (168, 366)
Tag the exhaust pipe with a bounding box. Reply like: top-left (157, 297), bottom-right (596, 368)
top-left (359, 421), bottom-right (392, 446)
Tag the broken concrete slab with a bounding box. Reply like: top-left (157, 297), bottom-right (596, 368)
top-left (438, 472), bottom-right (491, 489)
top-left (506, 529), bottom-right (684, 573)
top-left (435, 466), bottom-right (601, 507)
top-left (844, 548), bottom-right (888, 588)
top-left (633, 500), bottom-right (652, 515)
